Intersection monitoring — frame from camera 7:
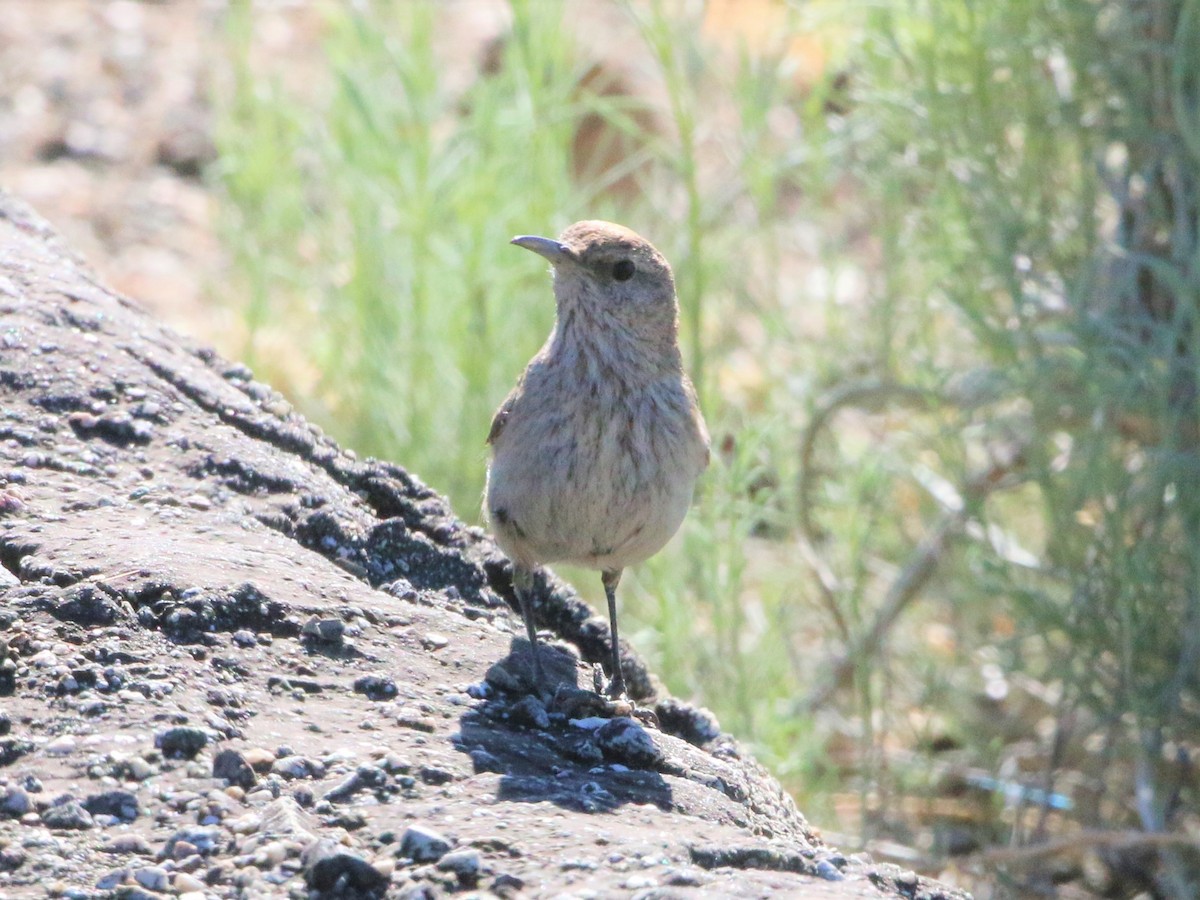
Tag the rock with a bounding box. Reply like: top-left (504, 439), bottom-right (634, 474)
top-left (595, 717), bottom-right (664, 768)
top-left (96, 868), bottom-right (129, 890)
top-left (162, 825), bottom-right (223, 858)
top-left (655, 696), bottom-right (721, 746)
top-left (492, 872), bottom-right (526, 894)
top-left (1, 786), bottom-right (31, 817)
top-left (0, 846), bottom-right (26, 871)
top-left (156, 726), bottom-right (209, 760)
top-left (212, 748), bottom-right (257, 789)
top-left (270, 755), bottom-right (324, 780)
top-left (510, 694), bottom-right (550, 730)
top-left (133, 865), bottom-right (170, 891)
top-left (398, 823), bottom-right (452, 863)
top-left (353, 674), bottom-right (398, 700)
top-left (436, 848), bottom-right (481, 883)
top-left (301, 616), bottom-right (345, 645)
top-left (83, 789), bottom-right (140, 821)
top-left (242, 747), bottom-right (276, 772)
top-left (257, 796), bottom-right (318, 844)
top-left (44, 734), bottom-right (77, 755)
top-left (103, 834), bottom-right (154, 856)
top-left (323, 764), bottom-right (387, 803)
top-left (173, 872), bottom-right (206, 893)
top-left (41, 800), bottom-right (95, 830)
top-left (302, 838), bottom-right (388, 893)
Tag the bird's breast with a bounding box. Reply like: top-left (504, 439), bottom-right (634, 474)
top-left (485, 369), bottom-right (705, 571)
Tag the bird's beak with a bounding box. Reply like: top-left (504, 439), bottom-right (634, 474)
top-left (511, 235), bottom-right (575, 266)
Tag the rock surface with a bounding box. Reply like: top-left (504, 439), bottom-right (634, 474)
top-left (0, 190), bottom-right (965, 897)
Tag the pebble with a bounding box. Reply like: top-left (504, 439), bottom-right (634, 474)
top-left (162, 825), bottom-right (222, 857)
top-left (2, 786), bottom-right (31, 816)
top-left (301, 616), bottom-right (345, 645)
top-left (595, 717), bottom-right (663, 768)
top-left (40, 800), bottom-right (95, 830)
top-left (0, 846), bottom-right (26, 870)
top-left (323, 764), bottom-right (386, 802)
top-left (815, 858), bottom-right (845, 881)
top-left (352, 674), bottom-right (398, 700)
top-left (125, 757), bottom-right (156, 781)
top-left (83, 789), bottom-right (140, 821)
top-left (173, 872), bottom-right (206, 893)
top-left (133, 865), bottom-right (170, 891)
top-left (436, 848), bottom-right (482, 881)
top-left (156, 726), bottom-right (209, 760)
top-left (510, 695), bottom-right (550, 730)
top-left (270, 755), bottom-right (324, 780)
top-left (302, 838), bottom-right (388, 892)
top-left (398, 823), bottom-right (452, 863)
top-left (104, 834), bottom-right (153, 855)
top-left (44, 735), bottom-right (77, 755)
top-left (212, 748), bottom-right (257, 789)
top-left (242, 747), bottom-right (276, 771)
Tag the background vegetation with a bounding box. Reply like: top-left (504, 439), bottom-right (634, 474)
top-left (213, 1), bottom-right (1200, 896)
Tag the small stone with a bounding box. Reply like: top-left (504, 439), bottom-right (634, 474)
top-left (45, 735), bottom-right (77, 755)
top-left (302, 838), bottom-right (388, 893)
top-left (394, 707), bottom-right (436, 732)
top-left (133, 865), bottom-right (170, 891)
top-left (594, 717), bottom-right (663, 768)
top-left (95, 868), bottom-right (129, 890)
top-left (173, 872), bottom-right (206, 893)
top-left (156, 726), bottom-right (209, 760)
top-left (421, 632), bottom-right (449, 650)
top-left (353, 674), bottom-right (398, 701)
top-left (162, 825), bottom-right (223, 858)
top-left (124, 757), bottom-right (155, 781)
top-left (492, 872), bottom-right (525, 894)
top-left (41, 800), bottom-right (94, 830)
top-left (815, 859), bottom-right (844, 881)
top-left (103, 834), bottom-right (154, 855)
top-left (231, 630), bottom-right (257, 648)
top-left (270, 756), bottom-right (324, 780)
top-left (242, 747), bottom-right (276, 772)
top-left (212, 748), bottom-right (257, 789)
top-left (1, 786), bottom-right (31, 816)
top-left (322, 764), bottom-right (386, 803)
top-left (436, 848), bottom-right (481, 883)
top-left (0, 846), bottom-right (26, 871)
top-left (83, 789), bottom-right (140, 821)
top-left (301, 616), bottom-right (344, 645)
top-left (665, 867), bottom-right (707, 886)
top-left (510, 695), bottom-right (550, 730)
top-left (469, 748), bottom-right (503, 773)
top-left (398, 823), bottom-right (452, 863)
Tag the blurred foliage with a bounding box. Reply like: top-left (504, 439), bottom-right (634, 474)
top-left (213, 0), bottom-right (1200, 895)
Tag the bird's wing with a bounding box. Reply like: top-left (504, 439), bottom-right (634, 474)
top-left (486, 384), bottom-right (521, 446)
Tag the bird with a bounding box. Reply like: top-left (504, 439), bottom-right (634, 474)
top-left (485, 220), bottom-right (710, 698)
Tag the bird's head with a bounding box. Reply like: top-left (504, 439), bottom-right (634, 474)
top-left (511, 220), bottom-right (679, 342)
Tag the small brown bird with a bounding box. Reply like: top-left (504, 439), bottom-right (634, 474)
top-left (485, 220), bottom-right (710, 698)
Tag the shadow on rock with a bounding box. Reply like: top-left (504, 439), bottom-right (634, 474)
top-left (453, 637), bottom-right (676, 815)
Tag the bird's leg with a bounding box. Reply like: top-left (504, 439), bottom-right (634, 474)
top-left (512, 565), bottom-right (545, 690)
top-left (601, 568), bottom-right (625, 698)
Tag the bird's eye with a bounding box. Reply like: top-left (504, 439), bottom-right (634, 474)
top-left (612, 259), bottom-right (636, 282)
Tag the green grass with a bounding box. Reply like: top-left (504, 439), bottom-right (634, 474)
top-left (214, 0), bottom-right (1200, 893)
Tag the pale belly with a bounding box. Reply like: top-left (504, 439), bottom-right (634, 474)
top-left (486, 401), bottom-right (702, 572)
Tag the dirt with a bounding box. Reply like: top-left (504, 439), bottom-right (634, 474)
top-left (0, 193), bottom-right (968, 898)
